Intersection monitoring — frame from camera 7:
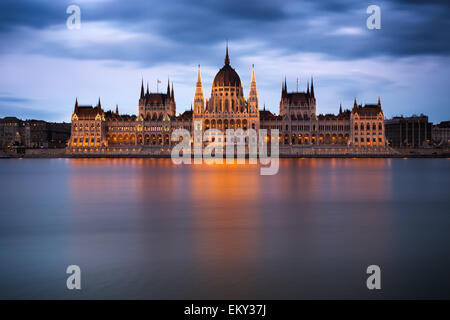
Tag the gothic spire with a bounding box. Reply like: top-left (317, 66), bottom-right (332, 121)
top-left (167, 77), bottom-right (171, 97)
top-left (194, 65), bottom-right (204, 114)
top-left (74, 97), bottom-right (79, 113)
top-left (115, 104), bottom-right (119, 115)
top-left (225, 41), bottom-right (230, 65)
top-left (378, 96), bottom-right (381, 108)
top-left (96, 97), bottom-right (102, 112)
top-left (248, 64), bottom-right (258, 112)
top-left (251, 64), bottom-right (256, 83)
top-left (171, 82), bottom-right (174, 102)
top-left (146, 82), bottom-right (149, 95)
top-left (140, 78), bottom-right (145, 99)
top-left (310, 77), bottom-right (315, 98)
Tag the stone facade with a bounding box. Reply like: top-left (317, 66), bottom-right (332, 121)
top-left (68, 47), bottom-right (389, 156)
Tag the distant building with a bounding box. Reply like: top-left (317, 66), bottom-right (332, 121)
top-left (0, 117), bottom-right (71, 149)
top-left (0, 117), bottom-right (23, 148)
top-left (384, 115), bottom-right (432, 147)
top-left (432, 121), bottom-right (450, 145)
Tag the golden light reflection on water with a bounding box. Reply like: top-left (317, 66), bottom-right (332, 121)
top-left (67, 158), bottom-right (393, 294)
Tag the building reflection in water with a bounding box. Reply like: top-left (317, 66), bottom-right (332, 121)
top-left (66, 158), bottom-right (395, 298)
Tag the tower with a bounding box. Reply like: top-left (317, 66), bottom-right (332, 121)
top-left (194, 65), bottom-right (204, 115)
top-left (248, 64), bottom-right (258, 114)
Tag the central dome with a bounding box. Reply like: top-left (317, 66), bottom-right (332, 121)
top-left (212, 45), bottom-right (241, 88)
top-left (213, 65), bottom-right (241, 87)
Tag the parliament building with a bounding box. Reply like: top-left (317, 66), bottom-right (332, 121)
top-left (68, 46), bottom-right (389, 156)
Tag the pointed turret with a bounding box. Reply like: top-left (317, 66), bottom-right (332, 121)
top-left (115, 104), bottom-right (119, 115)
top-left (140, 78), bottom-right (144, 99)
top-left (378, 96), bottom-right (381, 108)
top-left (194, 64), bottom-right (204, 114)
top-left (146, 82), bottom-right (149, 95)
top-left (281, 77), bottom-right (287, 99)
top-left (248, 64), bottom-right (258, 113)
top-left (310, 77), bottom-right (315, 98)
top-left (167, 78), bottom-right (171, 97)
top-left (225, 41), bottom-right (230, 65)
top-left (307, 80), bottom-right (310, 95)
top-left (171, 82), bottom-right (174, 101)
top-left (95, 97), bottom-right (102, 114)
top-left (339, 103), bottom-right (342, 114)
top-left (74, 97), bottom-right (79, 113)
top-left (353, 97), bottom-right (358, 110)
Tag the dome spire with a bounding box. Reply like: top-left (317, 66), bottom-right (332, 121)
top-left (225, 40), bottom-right (230, 65)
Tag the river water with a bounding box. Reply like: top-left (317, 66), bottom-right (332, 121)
top-left (0, 158), bottom-right (449, 299)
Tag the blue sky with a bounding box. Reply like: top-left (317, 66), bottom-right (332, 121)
top-left (0, 0), bottom-right (449, 123)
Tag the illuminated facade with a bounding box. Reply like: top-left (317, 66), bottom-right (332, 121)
top-left (67, 46), bottom-right (388, 155)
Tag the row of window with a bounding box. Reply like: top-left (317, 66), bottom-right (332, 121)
top-left (73, 137), bottom-right (101, 143)
top-left (354, 132), bottom-right (383, 136)
top-left (354, 123), bottom-right (383, 131)
top-left (318, 125), bottom-right (350, 131)
top-left (73, 123), bottom-right (100, 128)
top-left (355, 137), bottom-right (383, 142)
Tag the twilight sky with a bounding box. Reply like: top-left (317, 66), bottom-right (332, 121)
top-left (0, 0), bottom-right (449, 123)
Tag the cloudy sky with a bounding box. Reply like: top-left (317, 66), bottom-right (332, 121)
top-left (0, 0), bottom-right (449, 123)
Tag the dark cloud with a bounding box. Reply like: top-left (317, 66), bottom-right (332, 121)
top-left (0, 0), bottom-right (450, 123)
top-left (1, 0), bottom-right (450, 65)
top-left (0, 0), bottom-right (65, 31)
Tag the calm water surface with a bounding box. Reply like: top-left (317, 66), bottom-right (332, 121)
top-left (0, 158), bottom-right (449, 299)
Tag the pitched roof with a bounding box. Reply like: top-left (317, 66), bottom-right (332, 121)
top-left (75, 106), bottom-right (102, 120)
top-left (284, 92), bottom-right (311, 105)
